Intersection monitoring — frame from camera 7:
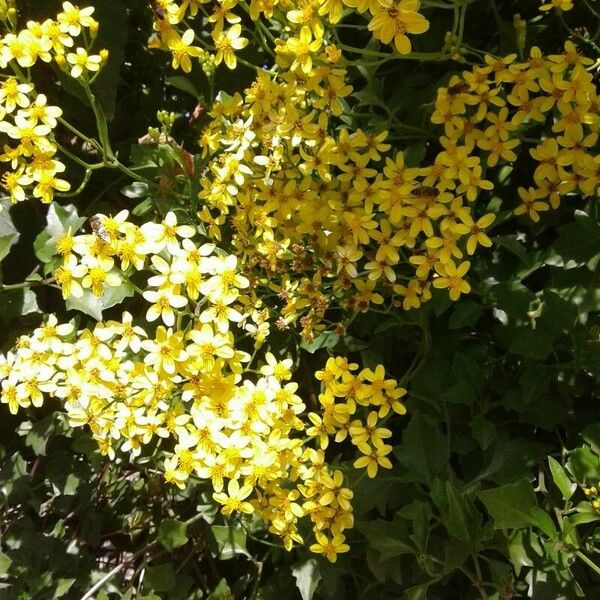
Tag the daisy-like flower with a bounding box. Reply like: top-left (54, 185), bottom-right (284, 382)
top-left (368, 0), bottom-right (430, 55)
top-left (57, 1), bottom-right (96, 37)
top-left (213, 24), bottom-right (248, 70)
top-left (143, 286), bottom-right (188, 327)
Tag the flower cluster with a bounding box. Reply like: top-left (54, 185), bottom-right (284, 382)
top-left (0, 305), bottom-right (403, 561)
top-left (431, 42), bottom-right (600, 221)
top-left (149, 0), bottom-right (430, 74)
top-left (308, 358), bottom-right (407, 478)
top-left (0, 2), bottom-right (108, 206)
top-left (2, 202), bottom-right (409, 560)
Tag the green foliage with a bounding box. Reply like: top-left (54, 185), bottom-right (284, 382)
top-left (0, 0), bottom-right (599, 598)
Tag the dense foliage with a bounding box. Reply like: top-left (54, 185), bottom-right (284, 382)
top-left (0, 0), bottom-right (599, 598)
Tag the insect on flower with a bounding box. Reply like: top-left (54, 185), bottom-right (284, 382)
top-left (410, 185), bottom-right (439, 198)
top-left (89, 215), bottom-right (110, 243)
top-left (447, 82), bottom-right (470, 96)
top-left (151, 1), bottom-right (164, 19)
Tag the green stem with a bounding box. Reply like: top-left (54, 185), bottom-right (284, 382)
top-left (340, 43), bottom-right (443, 61)
top-left (82, 82), bottom-right (115, 161)
top-left (56, 168), bottom-right (92, 198)
top-left (575, 550), bottom-right (600, 575)
top-left (58, 117), bottom-right (101, 150)
top-left (0, 277), bottom-right (55, 291)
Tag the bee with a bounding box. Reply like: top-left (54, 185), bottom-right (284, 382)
top-left (447, 82), bottom-right (470, 96)
top-left (151, 1), bottom-right (165, 19)
top-left (89, 215), bottom-right (110, 243)
top-left (410, 185), bottom-right (439, 198)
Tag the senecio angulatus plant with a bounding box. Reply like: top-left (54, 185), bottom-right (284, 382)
top-left (0, 0), bottom-right (599, 597)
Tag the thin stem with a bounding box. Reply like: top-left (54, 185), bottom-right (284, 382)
top-left (58, 117), bottom-right (102, 151)
top-left (576, 550), bottom-right (600, 576)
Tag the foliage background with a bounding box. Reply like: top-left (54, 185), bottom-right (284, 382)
top-left (0, 0), bottom-right (599, 599)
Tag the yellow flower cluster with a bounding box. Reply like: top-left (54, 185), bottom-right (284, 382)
top-left (308, 358), bottom-right (407, 478)
top-left (0, 304), bottom-right (403, 561)
top-left (150, 0), bottom-right (430, 74)
top-left (0, 2), bottom-right (108, 206)
top-left (432, 42), bottom-right (600, 222)
top-left (194, 62), bottom-right (497, 337)
top-left (2, 202), bottom-right (412, 560)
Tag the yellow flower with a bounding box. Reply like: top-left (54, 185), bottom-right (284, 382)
top-left (514, 186), bottom-right (549, 221)
top-left (57, 2), bottom-right (96, 37)
top-left (213, 478), bottom-right (254, 516)
top-left (213, 24), bottom-right (248, 70)
top-left (167, 29), bottom-right (203, 73)
top-left (66, 48), bottom-right (102, 78)
top-left (368, 0), bottom-right (430, 55)
top-left (284, 26), bottom-right (322, 74)
top-left (353, 439), bottom-right (393, 478)
top-left (453, 212), bottom-right (495, 255)
top-left (141, 326), bottom-right (187, 375)
top-left (433, 260), bottom-right (471, 301)
top-left (143, 285), bottom-right (188, 327)
top-left (309, 532), bottom-right (350, 562)
top-left (539, 0), bottom-right (573, 11)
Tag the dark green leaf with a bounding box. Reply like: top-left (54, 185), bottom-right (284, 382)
top-left (445, 481), bottom-right (482, 544)
top-left (144, 563), bottom-right (176, 593)
top-left (478, 479), bottom-right (538, 529)
top-left (554, 210), bottom-right (600, 262)
top-left (357, 518), bottom-right (415, 560)
top-left (548, 457), bottom-right (576, 501)
top-left (448, 300), bottom-right (482, 329)
top-left (0, 234), bottom-right (17, 262)
top-left (397, 413), bottom-right (448, 484)
top-left (581, 424), bottom-right (600, 457)
top-left (158, 519), bottom-right (189, 551)
top-left (166, 76), bottom-right (202, 98)
top-left (211, 524), bottom-right (248, 560)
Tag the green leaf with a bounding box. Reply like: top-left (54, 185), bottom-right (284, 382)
top-left (166, 76), bottom-right (202, 98)
top-left (396, 413), bottom-right (448, 484)
top-left (24, 416), bottom-right (55, 457)
top-left (144, 563), bottom-right (176, 593)
top-left (51, 578), bottom-right (76, 599)
top-left (291, 559), bottom-right (321, 600)
top-left (449, 299), bottom-right (482, 329)
top-left (300, 331), bottom-right (339, 354)
top-left (581, 424), bottom-right (600, 457)
top-left (66, 282), bottom-right (134, 320)
top-left (548, 457), bottom-right (576, 501)
top-left (88, 0), bottom-right (128, 117)
top-left (494, 235), bottom-right (530, 265)
top-left (0, 288), bottom-right (39, 324)
top-left (211, 524), bottom-right (248, 560)
top-left (45, 202), bottom-right (86, 239)
top-left (158, 519), bottom-right (189, 551)
top-left (554, 210), bottom-right (600, 262)
top-left (0, 551), bottom-right (12, 577)
top-left (356, 518), bottom-right (415, 560)
top-left (566, 446), bottom-right (600, 482)
top-left (0, 233), bottom-right (17, 262)
top-left (528, 507), bottom-right (557, 538)
top-left (445, 481), bottom-right (482, 544)
top-left (207, 578), bottom-right (233, 600)
top-left (478, 479), bottom-right (538, 529)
